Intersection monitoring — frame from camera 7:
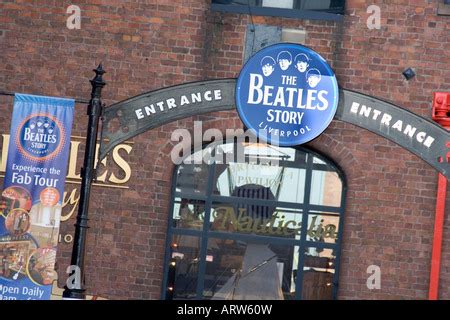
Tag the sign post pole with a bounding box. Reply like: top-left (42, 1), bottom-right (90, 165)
top-left (63, 64), bottom-right (106, 299)
top-left (428, 92), bottom-right (449, 300)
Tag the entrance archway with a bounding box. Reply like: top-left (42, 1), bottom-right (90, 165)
top-left (98, 79), bottom-right (449, 179)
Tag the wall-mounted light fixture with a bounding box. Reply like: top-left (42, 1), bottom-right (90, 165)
top-left (402, 68), bottom-right (416, 81)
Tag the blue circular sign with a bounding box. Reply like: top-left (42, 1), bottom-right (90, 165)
top-left (17, 114), bottom-right (63, 161)
top-left (236, 43), bottom-right (339, 146)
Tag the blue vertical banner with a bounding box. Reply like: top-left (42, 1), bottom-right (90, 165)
top-left (0, 94), bottom-right (74, 300)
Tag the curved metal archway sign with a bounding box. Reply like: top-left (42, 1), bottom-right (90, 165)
top-left (99, 79), bottom-right (449, 179)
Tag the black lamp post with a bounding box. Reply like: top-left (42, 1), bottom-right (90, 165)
top-left (63, 64), bottom-right (105, 299)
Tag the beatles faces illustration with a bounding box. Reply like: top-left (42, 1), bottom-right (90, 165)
top-left (260, 56), bottom-right (276, 77)
top-left (306, 68), bottom-right (321, 88)
top-left (294, 53), bottom-right (309, 72)
top-left (277, 51), bottom-right (292, 71)
top-left (260, 51), bottom-right (322, 88)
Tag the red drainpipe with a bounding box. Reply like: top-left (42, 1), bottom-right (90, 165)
top-left (429, 92), bottom-right (450, 300)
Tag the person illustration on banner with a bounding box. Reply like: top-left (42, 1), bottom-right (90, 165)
top-left (29, 254), bottom-right (55, 285)
top-left (306, 68), bottom-right (322, 88)
top-left (0, 254), bottom-right (4, 276)
top-left (17, 194), bottom-right (31, 211)
top-left (19, 212), bottom-right (29, 233)
top-left (13, 212), bottom-right (23, 232)
top-left (0, 199), bottom-right (6, 216)
top-left (1, 254), bottom-right (10, 278)
top-left (277, 51), bottom-right (292, 71)
top-left (11, 211), bottom-right (29, 234)
top-left (260, 56), bottom-right (276, 77)
top-left (29, 263), bottom-right (44, 284)
top-left (294, 53), bottom-right (310, 73)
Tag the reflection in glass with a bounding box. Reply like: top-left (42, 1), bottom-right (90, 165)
top-left (204, 241), bottom-right (298, 300)
top-left (306, 213), bottom-right (339, 244)
top-left (210, 203), bottom-right (302, 239)
top-left (170, 235), bottom-right (201, 299)
top-left (175, 162), bottom-right (210, 195)
top-left (214, 143), bottom-right (306, 204)
top-left (310, 170), bottom-right (342, 207)
top-left (262, 0), bottom-right (294, 9)
top-left (302, 247), bottom-right (336, 300)
top-left (313, 156), bottom-right (326, 164)
top-left (172, 198), bottom-right (205, 229)
top-left (212, 0), bottom-right (346, 13)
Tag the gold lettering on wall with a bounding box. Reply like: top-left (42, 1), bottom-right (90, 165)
top-left (67, 140), bottom-right (82, 180)
top-left (0, 134), bottom-right (9, 172)
top-left (61, 189), bottom-right (79, 222)
top-left (109, 144), bottom-right (132, 184)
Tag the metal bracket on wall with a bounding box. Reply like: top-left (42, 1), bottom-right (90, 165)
top-left (438, 2), bottom-right (450, 15)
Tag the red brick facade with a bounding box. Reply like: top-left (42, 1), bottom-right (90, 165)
top-left (0, 0), bottom-right (449, 299)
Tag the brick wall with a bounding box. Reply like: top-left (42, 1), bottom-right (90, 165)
top-left (0, 0), bottom-right (449, 299)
